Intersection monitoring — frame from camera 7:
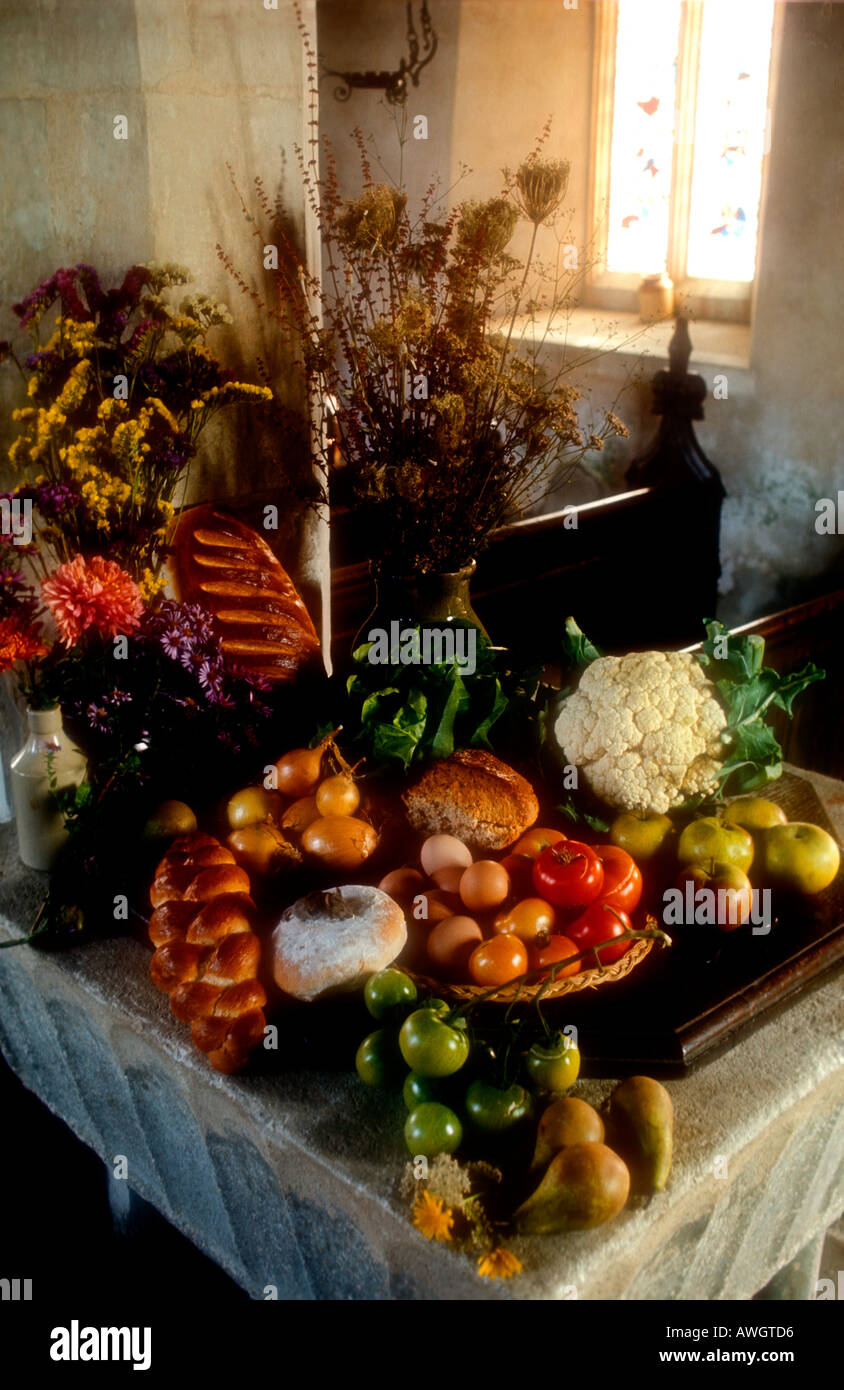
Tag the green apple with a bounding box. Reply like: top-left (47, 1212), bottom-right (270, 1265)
top-left (723, 797), bottom-right (787, 833)
top-left (760, 822), bottom-right (840, 895)
top-left (674, 861), bottom-right (753, 931)
top-left (677, 816), bottom-right (754, 874)
top-left (610, 810), bottom-right (675, 862)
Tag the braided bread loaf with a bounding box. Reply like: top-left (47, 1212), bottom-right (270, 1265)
top-left (149, 832), bottom-right (267, 1074)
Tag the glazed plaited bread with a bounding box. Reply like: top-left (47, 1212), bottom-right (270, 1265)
top-left (148, 832), bottom-right (267, 1073)
top-left (170, 504), bottom-right (320, 683)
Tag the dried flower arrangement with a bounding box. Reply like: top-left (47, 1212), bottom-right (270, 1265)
top-left (1, 261), bottom-right (271, 595)
top-left (218, 9), bottom-right (630, 577)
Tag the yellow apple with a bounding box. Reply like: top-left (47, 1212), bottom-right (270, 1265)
top-left (677, 817), bottom-right (754, 874)
top-left (723, 797), bottom-right (787, 833)
top-left (760, 822), bottom-right (840, 895)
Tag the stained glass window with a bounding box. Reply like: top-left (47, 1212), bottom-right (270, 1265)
top-left (606, 0), bottom-right (682, 276)
top-left (685, 0), bottom-right (774, 282)
top-left (605, 0), bottom-right (775, 288)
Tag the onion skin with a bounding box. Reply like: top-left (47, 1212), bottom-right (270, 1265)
top-left (274, 747), bottom-right (324, 798)
top-left (301, 815), bottom-right (378, 871)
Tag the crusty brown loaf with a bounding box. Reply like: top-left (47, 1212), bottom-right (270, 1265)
top-left (170, 504), bottom-right (320, 684)
top-left (402, 749), bottom-right (539, 851)
top-left (148, 832), bottom-right (266, 1073)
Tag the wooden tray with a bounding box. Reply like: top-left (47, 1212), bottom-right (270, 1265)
top-left (543, 772), bottom-right (844, 1076)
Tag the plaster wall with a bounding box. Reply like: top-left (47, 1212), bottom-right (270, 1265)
top-left (317, 0), bottom-right (844, 624)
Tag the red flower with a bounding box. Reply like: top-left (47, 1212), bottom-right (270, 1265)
top-left (41, 555), bottom-right (144, 647)
top-left (0, 613), bottom-right (48, 673)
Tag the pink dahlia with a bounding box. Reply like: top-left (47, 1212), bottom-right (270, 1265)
top-left (41, 555), bottom-right (144, 647)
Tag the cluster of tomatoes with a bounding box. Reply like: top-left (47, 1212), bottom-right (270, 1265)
top-left (379, 827), bottom-right (644, 988)
top-left (357, 968), bottom-right (582, 1158)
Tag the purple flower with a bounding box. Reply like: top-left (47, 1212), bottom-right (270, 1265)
top-left (86, 703), bottom-right (110, 730)
top-left (35, 481), bottom-right (77, 517)
top-left (106, 689), bottom-right (132, 706)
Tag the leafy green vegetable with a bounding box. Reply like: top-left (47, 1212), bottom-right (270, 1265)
top-left (553, 615), bottom-right (824, 802)
top-left (697, 619), bottom-right (824, 794)
top-left (557, 796), bottom-right (609, 834)
top-left (344, 628), bottom-right (540, 771)
top-left (561, 616), bottom-right (603, 671)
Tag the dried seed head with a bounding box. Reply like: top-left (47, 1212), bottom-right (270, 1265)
top-left (512, 155), bottom-right (571, 224)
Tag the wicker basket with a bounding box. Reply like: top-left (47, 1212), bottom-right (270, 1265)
top-left (406, 935), bottom-right (653, 1005)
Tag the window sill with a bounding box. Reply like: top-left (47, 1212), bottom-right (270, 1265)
top-left (560, 307), bottom-right (751, 368)
top-left (513, 307), bottom-right (755, 395)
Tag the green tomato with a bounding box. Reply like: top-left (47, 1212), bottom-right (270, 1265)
top-left (399, 1009), bottom-right (470, 1078)
top-left (355, 1029), bottom-right (402, 1088)
top-left (404, 1102), bottom-right (463, 1158)
top-left (402, 1071), bottom-right (444, 1110)
top-left (524, 1035), bottom-right (581, 1094)
top-left (421, 997), bottom-right (450, 1016)
top-left (364, 968), bottom-right (418, 1021)
top-left (465, 1079), bottom-right (534, 1133)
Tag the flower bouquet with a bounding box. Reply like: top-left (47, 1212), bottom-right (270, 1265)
top-left (0, 261), bottom-right (316, 938)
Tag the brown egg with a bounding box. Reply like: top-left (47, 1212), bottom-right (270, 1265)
top-left (414, 889), bottom-right (461, 925)
top-left (420, 834), bottom-right (472, 878)
top-left (378, 866), bottom-right (427, 905)
top-left (431, 864), bottom-right (465, 894)
top-left (460, 860), bottom-right (511, 914)
top-left (427, 915), bottom-right (483, 976)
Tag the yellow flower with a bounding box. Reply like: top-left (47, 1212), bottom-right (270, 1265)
top-left (56, 359), bottom-right (94, 412)
top-left (411, 1191), bottom-right (454, 1242)
top-left (477, 1248), bottom-right (522, 1280)
top-left (138, 568), bottom-right (167, 601)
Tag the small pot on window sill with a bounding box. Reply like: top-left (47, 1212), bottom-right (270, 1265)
top-left (638, 272), bottom-right (675, 322)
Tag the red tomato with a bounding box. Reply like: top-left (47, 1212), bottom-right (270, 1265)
top-left (566, 901), bottom-right (632, 964)
top-left (594, 844), bottom-right (643, 914)
top-left (499, 852), bottom-right (536, 900)
top-left (532, 840), bottom-right (604, 910)
top-left (529, 933), bottom-right (582, 979)
top-left (511, 827), bottom-right (567, 860)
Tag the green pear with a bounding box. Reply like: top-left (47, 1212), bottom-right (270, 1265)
top-left (513, 1142), bottom-right (630, 1233)
top-left (607, 1075), bottom-right (673, 1194)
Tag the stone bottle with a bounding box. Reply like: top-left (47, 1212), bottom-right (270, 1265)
top-left (10, 707), bottom-right (87, 871)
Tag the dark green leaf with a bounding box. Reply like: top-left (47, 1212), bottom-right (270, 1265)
top-left (556, 795), bottom-right (609, 834)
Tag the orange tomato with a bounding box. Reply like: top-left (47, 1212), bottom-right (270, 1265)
top-left (492, 897), bottom-right (557, 945)
top-left (530, 934), bottom-right (582, 979)
top-left (511, 827), bottom-right (567, 859)
top-left (468, 932), bottom-right (529, 987)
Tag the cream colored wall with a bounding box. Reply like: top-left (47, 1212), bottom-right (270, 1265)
top-left (449, 0), bottom-right (592, 267)
top-left (318, 0), bottom-right (844, 625)
top-left (0, 0), bottom-right (329, 634)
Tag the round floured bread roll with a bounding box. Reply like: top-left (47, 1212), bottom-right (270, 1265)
top-left (271, 886), bottom-right (407, 1002)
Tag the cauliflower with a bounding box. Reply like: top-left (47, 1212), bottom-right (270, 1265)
top-left (553, 650), bottom-right (728, 814)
